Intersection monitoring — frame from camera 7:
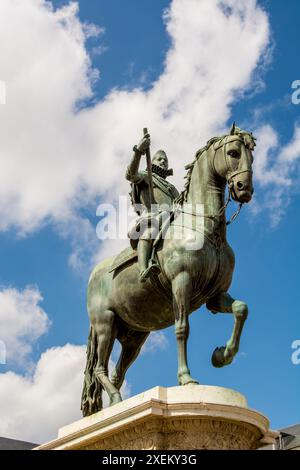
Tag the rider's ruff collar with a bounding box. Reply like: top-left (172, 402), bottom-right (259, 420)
top-left (151, 163), bottom-right (173, 178)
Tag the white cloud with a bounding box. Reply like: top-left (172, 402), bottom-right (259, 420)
top-left (55, 215), bottom-right (100, 274)
top-left (254, 125), bottom-right (281, 186)
top-left (0, 343), bottom-right (130, 443)
top-left (0, 0), bottom-right (97, 233)
top-left (142, 331), bottom-right (169, 355)
top-left (252, 124), bottom-right (300, 225)
top-left (0, 0), bottom-right (271, 262)
top-left (280, 126), bottom-right (300, 164)
top-left (0, 344), bottom-right (85, 443)
top-left (0, 286), bottom-right (50, 367)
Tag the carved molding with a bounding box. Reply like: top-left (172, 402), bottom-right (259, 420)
top-left (82, 417), bottom-right (261, 450)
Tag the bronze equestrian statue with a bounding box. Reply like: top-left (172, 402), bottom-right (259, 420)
top-left (81, 123), bottom-right (256, 417)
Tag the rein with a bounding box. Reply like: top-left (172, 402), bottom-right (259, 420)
top-left (175, 192), bottom-right (243, 226)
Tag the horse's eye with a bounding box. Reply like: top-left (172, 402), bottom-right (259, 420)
top-left (228, 150), bottom-right (239, 158)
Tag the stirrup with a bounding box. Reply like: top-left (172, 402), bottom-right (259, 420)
top-left (139, 264), bottom-right (161, 283)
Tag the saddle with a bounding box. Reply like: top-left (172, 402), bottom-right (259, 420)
top-left (108, 246), bottom-right (137, 273)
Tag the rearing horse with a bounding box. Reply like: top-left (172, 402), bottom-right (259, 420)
top-left (81, 124), bottom-right (255, 417)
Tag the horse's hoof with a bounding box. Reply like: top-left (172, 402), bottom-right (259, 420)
top-left (109, 392), bottom-right (122, 407)
top-left (178, 373), bottom-right (199, 386)
top-left (211, 346), bottom-right (226, 368)
top-left (184, 379), bottom-right (199, 386)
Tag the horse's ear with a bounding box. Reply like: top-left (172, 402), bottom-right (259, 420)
top-left (230, 122), bottom-right (236, 135)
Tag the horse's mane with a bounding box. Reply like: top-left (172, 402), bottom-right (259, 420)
top-left (175, 127), bottom-right (256, 205)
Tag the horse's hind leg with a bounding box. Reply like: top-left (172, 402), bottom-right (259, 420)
top-left (111, 328), bottom-right (149, 390)
top-left (206, 292), bottom-right (248, 368)
top-left (93, 309), bottom-right (122, 406)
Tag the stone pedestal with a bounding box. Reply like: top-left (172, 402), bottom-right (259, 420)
top-left (35, 385), bottom-right (276, 450)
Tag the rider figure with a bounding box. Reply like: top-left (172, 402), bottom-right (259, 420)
top-left (126, 132), bottom-right (179, 282)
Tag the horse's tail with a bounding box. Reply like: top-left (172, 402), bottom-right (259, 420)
top-left (81, 325), bottom-right (103, 417)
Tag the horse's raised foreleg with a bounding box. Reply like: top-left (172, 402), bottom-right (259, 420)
top-left (111, 328), bottom-right (149, 390)
top-left (206, 292), bottom-right (248, 368)
top-left (172, 271), bottom-right (199, 385)
top-left (93, 309), bottom-right (122, 406)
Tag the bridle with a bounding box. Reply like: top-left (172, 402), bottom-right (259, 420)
top-left (214, 135), bottom-right (253, 225)
top-left (177, 135), bottom-right (253, 226)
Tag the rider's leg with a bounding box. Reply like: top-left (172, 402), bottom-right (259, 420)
top-left (138, 226), bottom-right (161, 282)
top-left (138, 238), bottom-right (152, 273)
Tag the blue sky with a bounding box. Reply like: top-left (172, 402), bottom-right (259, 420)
top-left (0, 0), bottom-right (299, 442)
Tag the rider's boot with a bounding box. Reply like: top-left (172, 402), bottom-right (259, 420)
top-left (138, 239), bottom-right (161, 282)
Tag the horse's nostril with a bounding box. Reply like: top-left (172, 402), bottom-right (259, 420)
top-left (237, 181), bottom-right (244, 190)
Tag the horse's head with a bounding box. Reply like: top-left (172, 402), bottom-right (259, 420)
top-left (213, 123), bottom-right (256, 204)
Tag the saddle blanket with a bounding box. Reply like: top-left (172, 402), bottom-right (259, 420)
top-left (109, 247), bottom-right (137, 273)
